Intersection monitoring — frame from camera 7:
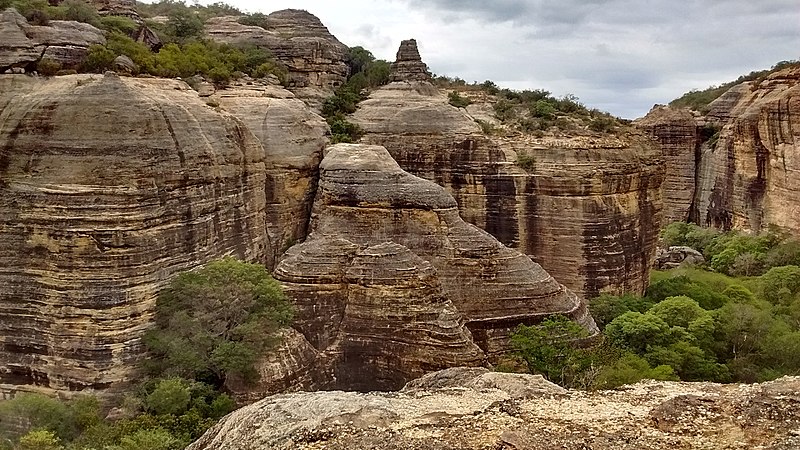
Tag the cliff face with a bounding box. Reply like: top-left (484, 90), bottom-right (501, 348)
top-left (0, 9), bottom-right (106, 72)
top-left (351, 47), bottom-right (664, 300)
top-left (189, 368), bottom-right (800, 450)
top-left (640, 67), bottom-right (800, 233)
top-left (0, 73), bottom-right (270, 394)
top-left (272, 144), bottom-right (596, 391)
top-left (204, 10), bottom-right (349, 102)
top-left (209, 83), bottom-right (328, 266)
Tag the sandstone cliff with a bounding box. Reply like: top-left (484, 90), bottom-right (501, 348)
top-left (204, 10), bottom-right (349, 101)
top-left (639, 66), bottom-right (800, 233)
top-left (0, 73), bottom-right (273, 395)
top-left (272, 144), bottom-right (596, 392)
top-left (188, 367), bottom-right (800, 450)
top-left (351, 41), bottom-right (664, 300)
top-left (0, 8), bottom-right (105, 72)
top-left (208, 82), bottom-right (328, 266)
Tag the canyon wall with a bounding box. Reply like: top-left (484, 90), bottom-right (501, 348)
top-left (639, 66), bottom-right (800, 233)
top-left (350, 43), bottom-right (664, 300)
top-left (0, 73), bottom-right (270, 395)
top-left (272, 144), bottom-right (596, 392)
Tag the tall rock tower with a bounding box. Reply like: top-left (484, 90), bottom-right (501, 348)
top-left (390, 39), bottom-right (432, 82)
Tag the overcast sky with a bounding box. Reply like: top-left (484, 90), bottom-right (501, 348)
top-left (188, 0), bottom-right (798, 118)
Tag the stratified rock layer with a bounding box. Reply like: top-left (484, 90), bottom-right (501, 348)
top-left (351, 79), bottom-right (664, 300)
top-left (642, 67), bottom-right (800, 233)
top-left (0, 9), bottom-right (105, 71)
top-left (204, 10), bottom-right (349, 98)
top-left (188, 370), bottom-right (800, 450)
top-left (210, 83), bottom-right (328, 266)
top-left (0, 74), bottom-right (269, 394)
top-left (637, 105), bottom-right (699, 223)
top-left (274, 144), bottom-right (596, 390)
top-left (390, 39), bottom-right (431, 82)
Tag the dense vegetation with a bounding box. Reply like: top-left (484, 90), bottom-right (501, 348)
top-left (2, 0), bottom-right (289, 84)
top-left (509, 222), bottom-right (800, 388)
top-left (669, 60), bottom-right (800, 113)
top-left (0, 258), bottom-right (292, 450)
top-left (320, 46), bottom-right (391, 143)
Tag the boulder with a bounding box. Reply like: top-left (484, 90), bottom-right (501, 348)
top-left (0, 9), bottom-right (105, 71)
top-left (654, 246), bottom-right (705, 270)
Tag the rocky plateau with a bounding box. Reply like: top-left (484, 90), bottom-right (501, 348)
top-left (189, 367), bottom-right (800, 450)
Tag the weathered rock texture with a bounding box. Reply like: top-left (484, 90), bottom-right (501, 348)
top-left (390, 39), bottom-right (431, 82)
top-left (188, 370), bottom-right (800, 450)
top-left (640, 66), bottom-right (800, 234)
top-left (209, 82), bottom-right (328, 266)
top-left (654, 246), bottom-right (705, 270)
top-left (0, 8), bottom-right (105, 71)
top-left (637, 105), bottom-right (699, 223)
top-left (204, 11), bottom-right (349, 98)
top-left (273, 144), bottom-right (596, 391)
top-left (0, 74), bottom-right (270, 395)
top-left (351, 72), bottom-right (664, 300)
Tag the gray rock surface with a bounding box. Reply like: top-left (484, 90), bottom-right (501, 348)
top-left (188, 372), bottom-right (800, 450)
top-left (0, 9), bottom-right (105, 71)
top-left (654, 246), bottom-right (705, 270)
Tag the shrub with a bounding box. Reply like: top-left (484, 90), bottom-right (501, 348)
top-left (100, 15), bottom-right (139, 34)
top-left (327, 114), bottom-right (364, 144)
top-left (142, 257), bottom-right (292, 386)
top-left (61, 0), bottom-right (100, 27)
top-left (145, 378), bottom-right (191, 416)
top-left (36, 58), bottom-right (61, 76)
top-left (530, 99), bottom-right (555, 119)
top-left (515, 152), bottom-right (536, 171)
top-left (511, 315), bottom-right (591, 385)
top-left (447, 90), bottom-right (471, 108)
top-left (18, 430), bottom-right (62, 450)
top-left (82, 44), bottom-right (116, 73)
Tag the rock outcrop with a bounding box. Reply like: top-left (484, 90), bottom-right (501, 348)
top-left (204, 10), bottom-right (349, 101)
top-left (654, 246), bottom-right (705, 270)
top-left (0, 8), bottom-right (105, 72)
top-left (209, 82), bottom-right (328, 266)
top-left (390, 39), bottom-right (431, 82)
top-left (188, 369), bottom-right (800, 450)
top-left (351, 45), bottom-right (664, 300)
top-left (272, 144), bottom-right (596, 391)
top-left (0, 73), bottom-right (270, 395)
top-left (639, 66), bottom-right (800, 234)
top-left (637, 105), bottom-right (699, 223)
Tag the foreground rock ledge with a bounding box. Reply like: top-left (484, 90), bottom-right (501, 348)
top-left (188, 368), bottom-right (800, 450)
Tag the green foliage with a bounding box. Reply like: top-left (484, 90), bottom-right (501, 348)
top-left (593, 353), bottom-right (677, 389)
top-left (758, 265), bottom-right (800, 306)
top-left (670, 60), bottom-right (800, 112)
top-left (82, 44), bottom-right (116, 73)
top-left (511, 315), bottom-right (591, 386)
top-left (18, 430), bottom-right (62, 450)
top-left (143, 257), bottom-right (292, 386)
top-left (99, 15), bottom-right (139, 34)
top-left (589, 293), bottom-right (653, 328)
top-left (515, 152), bottom-right (536, 171)
top-left (319, 46), bottom-right (390, 143)
top-left (145, 378), bottom-right (191, 416)
top-left (36, 58), bottom-right (61, 76)
top-left (115, 428), bottom-right (183, 450)
top-left (447, 90), bottom-right (472, 108)
top-left (164, 6), bottom-right (204, 41)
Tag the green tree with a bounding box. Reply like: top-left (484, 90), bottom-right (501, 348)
top-left (18, 430), bottom-right (62, 450)
top-left (143, 257), bottom-right (292, 387)
top-left (145, 378), bottom-right (191, 416)
top-left (510, 315), bottom-right (591, 385)
top-left (593, 353), bottom-right (677, 389)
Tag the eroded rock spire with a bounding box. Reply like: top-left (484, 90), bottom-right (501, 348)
top-left (390, 39), bottom-right (432, 82)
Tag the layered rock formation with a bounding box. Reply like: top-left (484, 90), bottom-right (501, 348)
top-left (189, 369), bottom-right (800, 450)
top-left (0, 8), bottom-right (105, 72)
top-left (351, 42), bottom-right (664, 300)
top-left (205, 10), bottom-right (349, 99)
top-left (209, 83), bottom-right (328, 266)
top-left (273, 144), bottom-right (596, 391)
top-left (390, 39), bottom-right (431, 82)
top-left (637, 105), bottom-right (698, 223)
top-left (0, 73), bottom-right (270, 394)
top-left (640, 66), bottom-right (800, 233)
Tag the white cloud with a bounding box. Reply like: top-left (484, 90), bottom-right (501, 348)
top-left (161, 0), bottom-right (799, 118)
